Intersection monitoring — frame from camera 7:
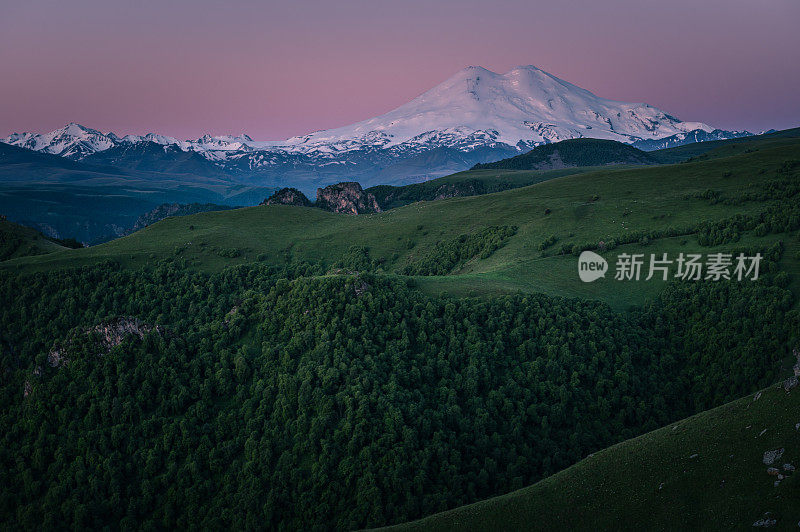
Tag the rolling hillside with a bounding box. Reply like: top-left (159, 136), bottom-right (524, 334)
top-left (387, 382), bottom-right (800, 531)
top-left (649, 127), bottom-right (800, 164)
top-left (368, 129), bottom-right (800, 209)
top-left (7, 134), bottom-right (800, 309)
top-left (366, 167), bottom-right (594, 210)
top-left (2, 128), bottom-right (793, 244)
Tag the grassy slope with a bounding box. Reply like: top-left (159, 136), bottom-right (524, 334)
top-left (370, 129), bottom-right (800, 210)
top-left (384, 382), bottom-right (800, 531)
top-left (369, 130), bottom-right (800, 211)
top-left (0, 218), bottom-right (66, 260)
top-left (366, 166), bottom-right (596, 209)
top-left (5, 138), bottom-right (800, 309)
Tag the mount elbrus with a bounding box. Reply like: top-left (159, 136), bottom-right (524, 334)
top-left (2, 66), bottom-right (749, 189)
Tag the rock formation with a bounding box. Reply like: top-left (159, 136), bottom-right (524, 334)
top-left (315, 182), bottom-right (381, 215)
top-left (261, 188), bottom-right (313, 207)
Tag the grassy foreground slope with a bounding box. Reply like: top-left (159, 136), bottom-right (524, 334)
top-left (7, 136), bottom-right (800, 309)
top-left (387, 383), bottom-right (800, 531)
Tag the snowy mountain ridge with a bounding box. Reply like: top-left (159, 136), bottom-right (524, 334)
top-left (2, 65), bottom-right (751, 187)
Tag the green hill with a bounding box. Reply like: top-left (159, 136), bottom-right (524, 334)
top-left (8, 136), bottom-right (800, 309)
top-left (387, 382), bottom-right (800, 531)
top-left (472, 138), bottom-right (659, 171)
top-left (371, 129), bottom-right (799, 209)
top-left (0, 217), bottom-right (67, 261)
top-left (367, 167), bottom-right (594, 210)
top-left (127, 202), bottom-right (235, 233)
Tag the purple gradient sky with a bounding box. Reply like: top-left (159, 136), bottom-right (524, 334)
top-left (1, 0), bottom-right (799, 140)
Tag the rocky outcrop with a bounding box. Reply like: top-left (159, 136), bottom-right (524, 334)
top-left (47, 346), bottom-right (69, 368)
top-left (315, 182), bottom-right (381, 215)
top-left (89, 317), bottom-right (163, 353)
top-left (260, 182), bottom-right (381, 215)
top-left (261, 188), bottom-right (313, 207)
top-left (793, 348), bottom-right (800, 377)
top-left (48, 316), bottom-right (165, 367)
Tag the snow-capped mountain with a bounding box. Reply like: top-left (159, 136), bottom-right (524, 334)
top-left (266, 65), bottom-right (721, 151)
top-left (2, 65), bottom-right (750, 187)
top-left (4, 123), bottom-right (116, 160)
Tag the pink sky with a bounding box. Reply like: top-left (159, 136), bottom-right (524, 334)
top-left (1, 0), bottom-right (799, 140)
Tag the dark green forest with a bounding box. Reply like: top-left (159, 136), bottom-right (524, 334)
top-left (1, 245), bottom-right (797, 530)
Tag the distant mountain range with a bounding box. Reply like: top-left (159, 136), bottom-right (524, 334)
top-left (631, 128), bottom-right (754, 151)
top-left (0, 142), bottom-right (274, 243)
top-left (2, 66), bottom-right (752, 189)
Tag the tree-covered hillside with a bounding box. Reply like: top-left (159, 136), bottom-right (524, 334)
top-left (1, 245), bottom-right (797, 529)
top-left (390, 380), bottom-right (800, 531)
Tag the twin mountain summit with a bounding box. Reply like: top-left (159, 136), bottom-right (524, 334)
top-left (4, 65), bottom-right (750, 186)
top-left (1, 65), bottom-right (752, 242)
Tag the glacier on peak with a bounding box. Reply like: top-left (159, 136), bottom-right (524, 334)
top-left (1, 65), bottom-right (749, 186)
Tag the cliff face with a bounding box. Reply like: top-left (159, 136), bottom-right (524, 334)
top-left (315, 182), bottom-right (381, 215)
top-left (261, 188), bottom-right (312, 207)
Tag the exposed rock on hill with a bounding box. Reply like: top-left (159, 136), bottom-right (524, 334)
top-left (261, 188), bottom-right (313, 207)
top-left (47, 316), bottom-right (165, 368)
top-left (315, 182), bottom-right (382, 215)
top-left (89, 317), bottom-right (164, 354)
